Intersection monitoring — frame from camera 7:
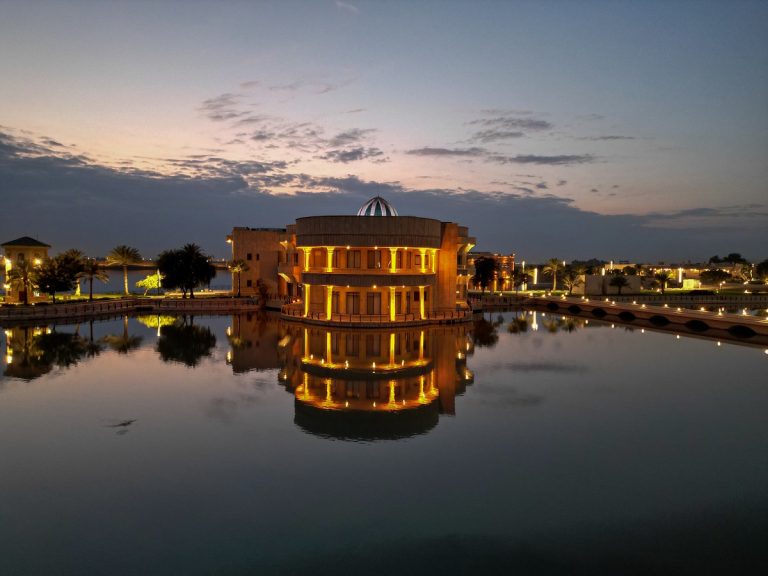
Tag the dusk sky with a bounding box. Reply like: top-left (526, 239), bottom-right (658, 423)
top-left (1, 0), bottom-right (766, 262)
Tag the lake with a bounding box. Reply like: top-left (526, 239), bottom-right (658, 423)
top-left (1, 311), bottom-right (766, 575)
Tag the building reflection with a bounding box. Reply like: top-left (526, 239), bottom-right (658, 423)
top-left (274, 324), bottom-right (475, 440)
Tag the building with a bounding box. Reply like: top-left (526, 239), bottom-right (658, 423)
top-left (1, 236), bottom-right (50, 303)
top-left (227, 196), bottom-right (475, 324)
top-left (467, 251), bottom-right (516, 291)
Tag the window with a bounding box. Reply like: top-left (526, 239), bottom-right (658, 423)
top-left (347, 250), bottom-right (361, 268)
top-left (17, 253), bottom-right (25, 262)
top-left (246, 279), bottom-right (253, 287)
top-left (246, 253), bottom-right (252, 261)
top-left (332, 292), bottom-right (340, 313)
top-left (366, 292), bottom-right (381, 314)
top-left (367, 249), bottom-right (382, 269)
top-left (346, 292), bottom-right (360, 314)
top-left (407, 252), bottom-right (412, 269)
top-left (256, 253), bottom-right (260, 261)
top-left (396, 251), bottom-right (402, 268)
top-left (332, 250), bottom-right (340, 268)
top-left (331, 333), bottom-right (340, 355)
top-left (293, 253), bottom-right (299, 265)
top-left (414, 254), bottom-right (421, 267)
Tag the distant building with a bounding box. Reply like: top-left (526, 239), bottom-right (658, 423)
top-left (1, 236), bottom-right (50, 303)
top-left (467, 252), bottom-right (515, 291)
top-left (228, 196), bottom-right (475, 324)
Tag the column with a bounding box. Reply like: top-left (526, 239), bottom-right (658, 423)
top-left (418, 330), bottom-right (424, 361)
top-left (389, 332), bottom-right (395, 366)
top-left (419, 249), bottom-right (426, 273)
top-left (303, 328), bottom-right (309, 358)
top-left (326, 332), bottom-right (332, 364)
top-left (302, 248), bottom-right (311, 272)
top-left (431, 249), bottom-right (437, 272)
top-left (389, 248), bottom-right (397, 272)
top-left (389, 286), bottom-right (396, 321)
top-left (326, 285), bottom-right (333, 320)
top-left (304, 284), bottom-right (311, 317)
top-left (419, 286), bottom-right (425, 319)
top-left (326, 247), bottom-right (335, 273)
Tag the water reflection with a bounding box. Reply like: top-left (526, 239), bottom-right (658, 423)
top-left (103, 316), bottom-right (143, 354)
top-left (156, 317), bottom-right (216, 367)
top-left (270, 324), bottom-right (475, 441)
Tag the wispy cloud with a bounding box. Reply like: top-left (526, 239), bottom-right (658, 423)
top-left (577, 135), bottom-right (636, 141)
top-left (328, 128), bottom-right (376, 147)
top-left (406, 147), bottom-right (486, 157)
top-left (487, 154), bottom-right (595, 166)
top-left (318, 147), bottom-right (386, 163)
top-left (335, 0), bottom-right (359, 14)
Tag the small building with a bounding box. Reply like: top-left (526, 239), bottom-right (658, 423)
top-left (228, 196), bottom-right (475, 324)
top-left (2, 236), bottom-right (51, 303)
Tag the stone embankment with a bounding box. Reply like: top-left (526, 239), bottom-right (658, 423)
top-left (0, 297), bottom-right (266, 324)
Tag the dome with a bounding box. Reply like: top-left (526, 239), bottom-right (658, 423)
top-left (357, 196), bottom-right (398, 217)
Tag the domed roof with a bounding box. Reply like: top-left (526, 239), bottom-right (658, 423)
top-left (357, 196), bottom-right (398, 216)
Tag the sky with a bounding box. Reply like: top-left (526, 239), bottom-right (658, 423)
top-left (0, 0), bottom-right (766, 262)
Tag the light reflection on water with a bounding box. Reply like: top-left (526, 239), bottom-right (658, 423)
top-left (0, 311), bottom-right (766, 575)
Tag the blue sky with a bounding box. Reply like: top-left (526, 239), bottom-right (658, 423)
top-left (1, 0), bottom-right (766, 262)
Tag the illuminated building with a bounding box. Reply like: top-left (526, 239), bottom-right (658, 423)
top-left (467, 251), bottom-right (516, 291)
top-left (228, 196), bottom-right (475, 324)
top-left (1, 236), bottom-right (50, 303)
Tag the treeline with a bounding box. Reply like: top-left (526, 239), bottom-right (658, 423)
top-left (6, 243), bottom-right (217, 304)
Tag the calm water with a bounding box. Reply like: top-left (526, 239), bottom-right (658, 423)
top-left (0, 311), bottom-right (766, 575)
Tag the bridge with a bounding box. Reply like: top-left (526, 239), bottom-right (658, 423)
top-left (525, 295), bottom-right (768, 338)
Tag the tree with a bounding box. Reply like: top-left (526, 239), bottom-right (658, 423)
top-left (78, 259), bottom-right (109, 301)
top-left (156, 319), bottom-right (216, 367)
top-left (136, 272), bottom-right (164, 296)
top-left (59, 249), bottom-right (86, 296)
top-left (609, 274), bottom-right (630, 295)
top-left (512, 269), bottom-right (532, 293)
top-left (7, 259), bottom-right (35, 305)
top-left (755, 259), bottom-right (768, 281)
top-left (227, 259), bottom-right (250, 297)
top-left (107, 245), bottom-right (142, 295)
top-left (104, 316), bottom-right (143, 354)
top-left (561, 269), bottom-right (584, 296)
top-left (157, 244), bottom-right (216, 298)
top-left (654, 270), bottom-right (673, 294)
top-left (700, 269), bottom-right (732, 285)
top-left (33, 256), bottom-right (78, 303)
top-left (622, 266), bottom-right (637, 276)
top-left (472, 256), bottom-right (499, 293)
top-left (543, 258), bottom-right (563, 291)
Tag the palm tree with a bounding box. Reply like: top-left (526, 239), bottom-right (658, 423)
top-left (7, 259), bottom-right (35, 305)
top-left (78, 259), bottom-right (109, 301)
top-left (104, 316), bottom-right (143, 354)
top-left (60, 249), bottom-right (86, 296)
top-left (543, 258), bottom-right (563, 291)
top-left (227, 259), bottom-right (250, 297)
top-left (562, 268), bottom-right (584, 296)
top-left (107, 245), bottom-right (142, 295)
top-left (512, 269), bottom-right (532, 293)
top-left (609, 274), bottom-right (629, 295)
top-left (654, 270), bottom-right (673, 294)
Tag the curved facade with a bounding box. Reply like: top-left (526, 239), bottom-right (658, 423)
top-left (228, 197), bottom-right (475, 325)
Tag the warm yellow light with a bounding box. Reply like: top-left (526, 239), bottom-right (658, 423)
top-left (5, 354), bottom-right (12, 364)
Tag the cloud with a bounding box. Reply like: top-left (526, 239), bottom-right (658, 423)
top-left (577, 135), bottom-right (636, 141)
top-left (2, 127), bottom-right (766, 262)
top-left (328, 128), bottom-right (376, 147)
top-left (406, 147), bottom-right (486, 157)
top-left (335, 0), bottom-right (359, 13)
top-left (471, 129), bottom-right (525, 143)
top-left (487, 154), bottom-right (595, 166)
top-left (199, 93), bottom-right (246, 121)
top-left (318, 147), bottom-right (386, 163)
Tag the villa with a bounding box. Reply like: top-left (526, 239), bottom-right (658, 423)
top-left (227, 196), bottom-right (475, 324)
top-left (1, 236), bottom-right (50, 304)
